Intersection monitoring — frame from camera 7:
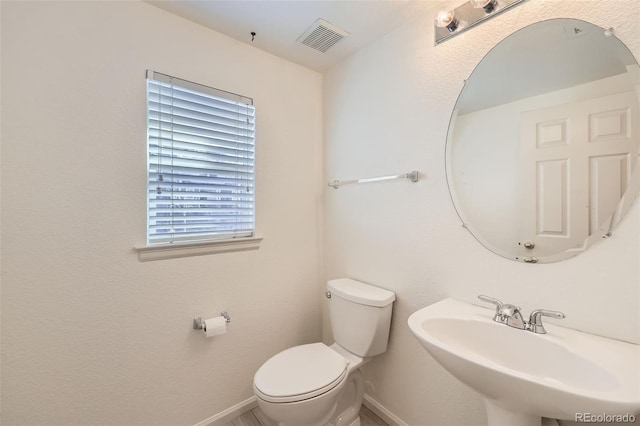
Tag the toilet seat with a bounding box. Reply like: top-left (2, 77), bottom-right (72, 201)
top-left (253, 343), bottom-right (348, 403)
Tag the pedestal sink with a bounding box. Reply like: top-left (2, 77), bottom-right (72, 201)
top-left (408, 298), bottom-right (640, 426)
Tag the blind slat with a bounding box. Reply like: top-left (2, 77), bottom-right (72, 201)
top-left (149, 165), bottom-right (253, 180)
top-left (148, 79), bottom-right (254, 111)
top-left (149, 132), bottom-right (254, 152)
top-left (148, 120), bottom-right (255, 145)
top-left (148, 108), bottom-right (255, 133)
top-left (148, 97), bottom-right (255, 123)
top-left (148, 140), bottom-right (255, 159)
top-left (149, 151), bottom-right (254, 168)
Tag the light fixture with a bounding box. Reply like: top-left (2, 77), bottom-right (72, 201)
top-left (470, 0), bottom-right (498, 13)
top-left (434, 0), bottom-right (527, 45)
top-left (435, 10), bottom-right (459, 33)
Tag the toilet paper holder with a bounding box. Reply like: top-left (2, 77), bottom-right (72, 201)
top-left (193, 311), bottom-right (231, 331)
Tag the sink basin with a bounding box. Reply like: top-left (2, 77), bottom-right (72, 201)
top-left (408, 298), bottom-right (640, 425)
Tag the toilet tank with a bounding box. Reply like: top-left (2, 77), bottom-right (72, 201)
top-left (327, 278), bottom-right (396, 357)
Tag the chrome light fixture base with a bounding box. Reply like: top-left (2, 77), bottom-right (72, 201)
top-left (434, 0), bottom-right (527, 45)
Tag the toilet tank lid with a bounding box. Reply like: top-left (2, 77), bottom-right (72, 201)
top-left (327, 278), bottom-right (395, 307)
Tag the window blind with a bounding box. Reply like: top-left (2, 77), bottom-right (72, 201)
top-left (146, 71), bottom-right (255, 245)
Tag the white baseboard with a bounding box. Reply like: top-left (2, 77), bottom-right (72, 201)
top-left (193, 396), bottom-right (258, 426)
top-left (363, 394), bottom-right (409, 426)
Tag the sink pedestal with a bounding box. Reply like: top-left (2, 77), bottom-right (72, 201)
top-left (485, 399), bottom-right (541, 426)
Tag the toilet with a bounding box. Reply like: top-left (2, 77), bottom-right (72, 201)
top-left (253, 278), bottom-right (395, 426)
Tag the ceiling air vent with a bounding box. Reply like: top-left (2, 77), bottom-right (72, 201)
top-left (297, 18), bottom-right (350, 53)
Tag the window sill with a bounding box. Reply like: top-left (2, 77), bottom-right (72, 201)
top-left (135, 236), bottom-right (263, 262)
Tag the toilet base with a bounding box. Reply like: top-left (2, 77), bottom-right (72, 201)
top-left (272, 368), bottom-right (365, 426)
top-left (329, 369), bottom-right (364, 426)
top-left (278, 416), bottom-right (360, 426)
top-left (327, 416), bottom-right (360, 426)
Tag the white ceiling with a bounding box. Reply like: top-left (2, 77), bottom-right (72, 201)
top-left (144, 2), bottom-right (639, 112)
top-left (145, 0), bottom-right (444, 71)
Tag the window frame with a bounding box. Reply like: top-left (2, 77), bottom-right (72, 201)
top-left (136, 71), bottom-right (260, 261)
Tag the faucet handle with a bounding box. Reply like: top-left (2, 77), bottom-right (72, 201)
top-left (478, 295), bottom-right (503, 310)
top-left (478, 295), bottom-right (503, 320)
top-left (528, 309), bottom-right (566, 334)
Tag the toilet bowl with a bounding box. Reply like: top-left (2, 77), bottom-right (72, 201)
top-left (253, 278), bottom-right (395, 426)
top-left (254, 342), bottom-right (367, 426)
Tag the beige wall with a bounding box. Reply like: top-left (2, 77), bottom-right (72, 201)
top-left (323, 0), bottom-right (640, 424)
top-left (1, 1), bottom-right (323, 425)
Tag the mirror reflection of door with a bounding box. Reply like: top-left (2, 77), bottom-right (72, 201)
top-left (520, 91), bottom-right (638, 258)
top-left (446, 18), bottom-right (640, 263)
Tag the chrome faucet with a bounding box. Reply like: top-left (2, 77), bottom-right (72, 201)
top-left (478, 295), bottom-right (565, 334)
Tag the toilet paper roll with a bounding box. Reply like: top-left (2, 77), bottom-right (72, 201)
top-left (204, 316), bottom-right (227, 338)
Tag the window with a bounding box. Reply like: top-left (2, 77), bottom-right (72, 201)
top-left (146, 71), bottom-right (255, 246)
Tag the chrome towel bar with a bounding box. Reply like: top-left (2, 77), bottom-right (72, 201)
top-left (328, 170), bottom-right (419, 189)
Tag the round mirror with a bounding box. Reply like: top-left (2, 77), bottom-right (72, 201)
top-left (446, 19), bottom-right (640, 263)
